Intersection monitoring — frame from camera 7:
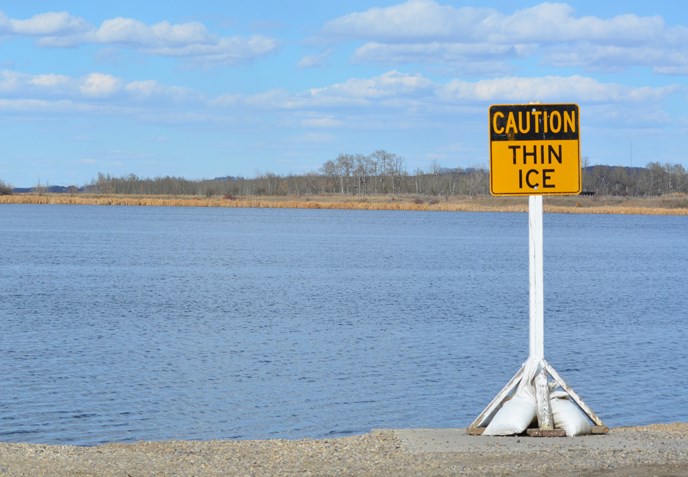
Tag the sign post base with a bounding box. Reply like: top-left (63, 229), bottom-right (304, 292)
top-left (467, 358), bottom-right (606, 436)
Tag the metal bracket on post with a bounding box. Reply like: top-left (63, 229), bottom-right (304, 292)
top-left (535, 368), bottom-right (554, 430)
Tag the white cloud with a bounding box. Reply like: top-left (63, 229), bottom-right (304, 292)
top-left (309, 70), bottom-right (433, 100)
top-left (298, 49), bottom-right (333, 68)
top-left (0, 70), bottom-right (23, 93)
top-left (30, 73), bottom-right (71, 88)
top-left (323, 1), bottom-right (679, 44)
top-left (0, 70), bottom-right (72, 96)
top-left (0, 10), bottom-right (278, 66)
top-left (0, 98), bottom-right (97, 114)
top-left (210, 94), bottom-right (242, 107)
top-left (655, 65), bottom-right (688, 75)
top-left (124, 80), bottom-right (158, 97)
top-left (1, 67), bottom-right (683, 135)
top-left (352, 42), bottom-right (517, 74)
top-left (234, 71), bottom-right (437, 111)
top-left (439, 75), bottom-right (679, 103)
top-left (0, 11), bottom-right (89, 36)
top-left (0, 69), bottom-right (204, 108)
top-left (322, 0), bottom-right (487, 41)
top-left (146, 35), bottom-right (278, 65)
top-left (544, 44), bottom-right (688, 72)
top-left (300, 116), bottom-right (343, 128)
top-left (94, 17), bottom-right (211, 46)
top-left (125, 80), bottom-right (201, 102)
top-left (208, 70), bottom-right (684, 117)
top-left (292, 132), bottom-right (335, 144)
top-left (79, 73), bottom-right (121, 98)
top-left (320, 1), bottom-right (688, 74)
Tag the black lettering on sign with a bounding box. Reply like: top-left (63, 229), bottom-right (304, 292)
top-left (518, 169), bottom-right (551, 189)
top-left (490, 104), bottom-right (579, 141)
top-left (509, 144), bottom-right (563, 165)
top-left (542, 169), bottom-right (555, 188)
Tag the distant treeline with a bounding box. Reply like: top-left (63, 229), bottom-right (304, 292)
top-left (8, 150), bottom-right (688, 197)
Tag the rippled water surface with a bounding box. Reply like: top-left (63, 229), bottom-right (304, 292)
top-left (0, 204), bottom-right (686, 444)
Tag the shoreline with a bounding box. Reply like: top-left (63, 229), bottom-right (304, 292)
top-left (1, 192), bottom-right (688, 215)
top-left (0, 423), bottom-right (686, 476)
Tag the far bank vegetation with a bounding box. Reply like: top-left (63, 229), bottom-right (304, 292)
top-left (78, 153), bottom-right (688, 198)
top-left (4, 150), bottom-right (688, 213)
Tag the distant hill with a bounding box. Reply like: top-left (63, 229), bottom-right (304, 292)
top-left (13, 186), bottom-right (80, 194)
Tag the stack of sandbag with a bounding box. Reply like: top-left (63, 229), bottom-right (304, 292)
top-left (482, 390), bottom-right (537, 435)
top-left (482, 358), bottom-right (593, 436)
top-left (483, 361), bottom-right (538, 436)
top-left (549, 391), bottom-right (593, 436)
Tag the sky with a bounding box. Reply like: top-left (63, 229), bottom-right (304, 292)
top-left (1, 1), bottom-right (687, 188)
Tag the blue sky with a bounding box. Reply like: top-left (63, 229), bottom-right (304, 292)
top-left (1, 1), bottom-right (687, 187)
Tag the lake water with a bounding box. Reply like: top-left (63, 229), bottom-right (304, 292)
top-left (0, 204), bottom-right (686, 445)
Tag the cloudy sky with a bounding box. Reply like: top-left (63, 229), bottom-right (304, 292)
top-left (1, 1), bottom-right (687, 187)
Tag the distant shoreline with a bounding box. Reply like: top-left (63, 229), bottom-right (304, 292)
top-left (1, 192), bottom-right (687, 215)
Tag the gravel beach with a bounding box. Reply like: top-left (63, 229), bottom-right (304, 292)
top-left (0, 423), bottom-right (686, 476)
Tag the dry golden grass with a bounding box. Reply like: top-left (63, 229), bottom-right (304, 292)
top-left (1, 193), bottom-right (687, 215)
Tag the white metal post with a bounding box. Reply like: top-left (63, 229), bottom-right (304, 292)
top-left (528, 195), bottom-right (544, 361)
top-left (529, 194), bottom-right (554, 430)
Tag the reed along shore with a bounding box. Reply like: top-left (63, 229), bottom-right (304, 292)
top-left (1, 192), bottom-right (688, 215)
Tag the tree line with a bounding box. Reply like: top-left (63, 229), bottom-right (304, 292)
top-left (7, 150), bottom-right (688, 197)
top-left (82, 150), bottom-right (490, 197)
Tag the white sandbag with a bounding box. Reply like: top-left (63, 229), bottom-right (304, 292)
top-left (550, 392), bottom-right (593, 436)
top-left (483, 394), bottom-right (537, 436)
top-left (484, 358), bottom-right (540, 436)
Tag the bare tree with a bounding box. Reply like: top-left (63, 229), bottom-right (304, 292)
top-left (0, 179), bottom-right (13, 195)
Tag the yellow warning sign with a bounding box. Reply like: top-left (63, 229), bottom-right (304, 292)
top-left (489, 104), bottom-right (581, 196)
